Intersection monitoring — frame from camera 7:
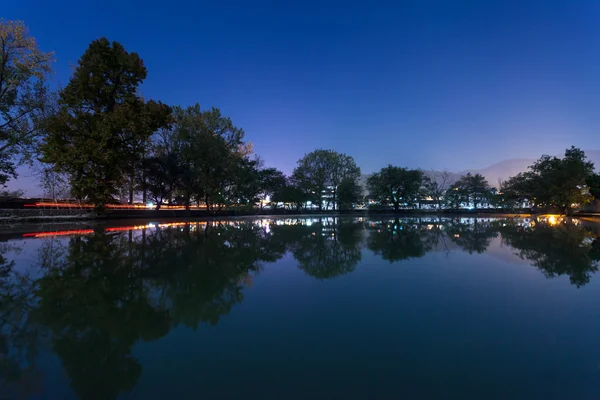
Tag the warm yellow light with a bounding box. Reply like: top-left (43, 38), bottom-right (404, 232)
top-left (547, 215), bottom-right (563, 226)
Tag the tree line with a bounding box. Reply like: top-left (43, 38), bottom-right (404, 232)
top-left (2, 19), bottom-right (600, 212)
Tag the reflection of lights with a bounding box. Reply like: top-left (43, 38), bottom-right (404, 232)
top-left (23, 202), bottom-right (208, 210)
top-left (105, 225), bottom-right (149, 232)
top-left (547, 215), bottom-right (562, 226)
top-left (23, 229), bottom-right (94, 238)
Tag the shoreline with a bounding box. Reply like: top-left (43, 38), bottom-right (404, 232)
top-left (0, 210), bottom-right (595, 241)
top-left (2, 207), bottom-right (599, 227)
top-left (0, 208), bottom-right (536, 224)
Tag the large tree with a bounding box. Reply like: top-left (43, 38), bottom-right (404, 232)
top-left (0, 20), bottom-right (54, 186)
top-left (367, 165), bottom-right (424, 211)
top-left (453, 173), bottom-right (490, 210)
top-left (503, 147), bottom-right (594, 211)
top-left (292, 149), bottom-right (360, 211)
top-left (328, 152), bottom-right (360, 210)
top-left (41, 38), bottom-right (171, 209)
top-left (167, 104), bottom-right (248, 210)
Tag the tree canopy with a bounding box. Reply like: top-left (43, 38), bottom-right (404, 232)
top-left (367, 166), bottom-right (424, 211)
top-left (41, 38), bottom-right (171, 208)
top-left (502, 146), bottom-right (594, 211)
top-left (292, 149), bottom-right (360, 210)
top-left (0, 20), bottom-right (54, 186)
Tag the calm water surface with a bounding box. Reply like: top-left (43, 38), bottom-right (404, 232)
top-left (2, 216), bottom-right (600, 399)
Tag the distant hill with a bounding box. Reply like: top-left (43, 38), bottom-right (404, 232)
top-left (463, 158), bottom-right (535, 186)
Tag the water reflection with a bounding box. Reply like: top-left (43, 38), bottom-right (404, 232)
top-left (499, 219), bottom-right (600, 287)
top-left (271, 218), bottom-right (364, 279)
top-left (1, 216), bottom-right (600, 398)
top-left (366, 219), bottom-right (428, 262)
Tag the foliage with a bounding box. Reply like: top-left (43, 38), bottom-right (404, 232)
top-left (367, 165), bottom-right (424, 211)
top-left (292, 149), bottom-right (360, 210)
top-left (0, 20), bottom-right (54, 186)
top-left (164, 104), bottom-right (248, 210)
top-left (337, 178), bottom-right (363, 210)
top-left (585, 173), bottom-right (600, 201)
top-left (0, 189), bottom-right (24, 199)
top-left (502, 147), bottom-right (594, 211)
top-left (271, 179), bottom-right (309, 211)
top-left (444, 185), bottom-right (467, 210)
top-left (141, 154), bottom-right (180, 208)
top-left (40, 38), bottom-right (171, 209)
top-left (452, 173), bottom-right (491, 209)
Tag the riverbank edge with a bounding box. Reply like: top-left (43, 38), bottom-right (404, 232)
top-left (0, 208), bottom-right (592, 240)
top-left (5, 207), bottom-right (600, 226)
top-left (0, 208), bottom-right (538, 224)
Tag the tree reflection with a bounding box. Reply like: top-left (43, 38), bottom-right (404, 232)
top-left (143, 221), bottom-right (286, 327)
top-left (29, 221), bottom-right (288, 399)
top-left (272, 218), bottom-right (364, 279)
top-left (445, 218), bottom-right (498, 254)
top-left (0, 242), bottom-right (43, 400)
top-left (366, 219), bottom-right (428, 262)
top-left (500, 219), bottom-right (600, 287)
top-left (33, 232), bottom-right (171, 400)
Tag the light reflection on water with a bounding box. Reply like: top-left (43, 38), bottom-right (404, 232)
top-left (1, 216), bottom-right (600, 399)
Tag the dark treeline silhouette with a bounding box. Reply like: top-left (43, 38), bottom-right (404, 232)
top-left (1, 216), bottom-right (600, 397)
top-left (2, 20), bottom-right (600, 213)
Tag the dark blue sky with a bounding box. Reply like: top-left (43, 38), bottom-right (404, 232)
top-left (5, 0), bottom-right (600, 177)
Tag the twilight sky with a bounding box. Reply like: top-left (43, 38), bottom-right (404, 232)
top-left (4, 0), bottom-right (600, 194)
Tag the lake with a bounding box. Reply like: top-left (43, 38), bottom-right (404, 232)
top-left (2, 216), bottom-right (600, 399)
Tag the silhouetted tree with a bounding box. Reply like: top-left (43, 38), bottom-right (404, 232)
top-left (367, 166), bottom-right (424, 211)
top-left (41, 38), bottom-right (171, 209)
top-left (503, 147), bottom-right (594, 211)
top-left (0, 20), bottom-right (54, 186)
